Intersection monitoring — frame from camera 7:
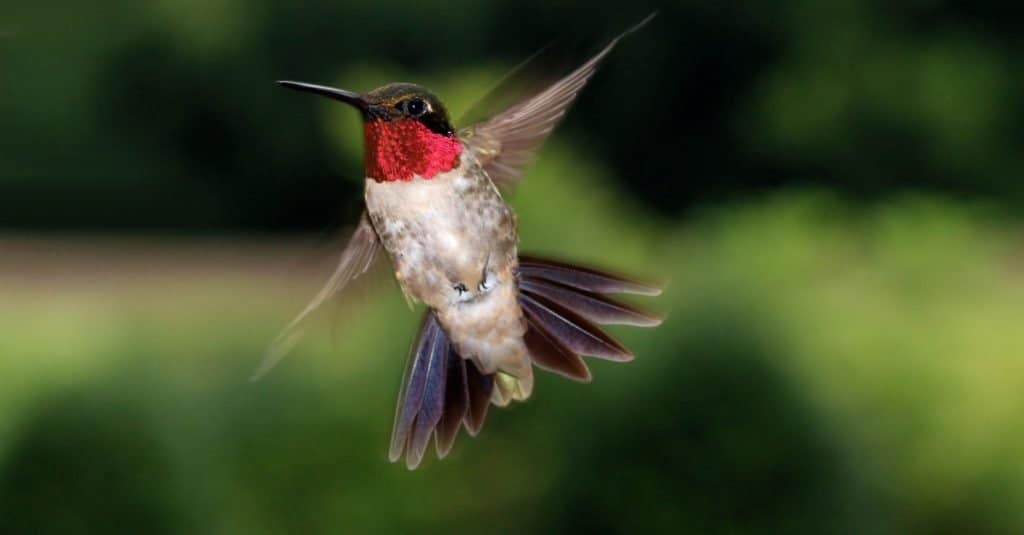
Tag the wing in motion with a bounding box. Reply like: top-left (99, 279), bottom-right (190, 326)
top-left (459, 12), bottom-right (656, 186)
top-left (252, 212), bottom-right (381, 380)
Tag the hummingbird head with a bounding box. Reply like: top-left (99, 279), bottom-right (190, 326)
top-left (277, 81), bottom-right (462, 182)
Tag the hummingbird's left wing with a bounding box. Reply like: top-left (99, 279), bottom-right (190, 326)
top-left (459, 12), bottom-right (655, 186)
top-left (251, 212), bottom-right (381, 380)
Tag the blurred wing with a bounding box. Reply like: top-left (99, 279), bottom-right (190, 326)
top-left (459, 12), bottom-right (655, 186)
top-left (251, 212), bottom-right (381, 380)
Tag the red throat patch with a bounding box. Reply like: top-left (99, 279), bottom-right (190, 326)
top-left (364, 119), bottom-right (462, 182)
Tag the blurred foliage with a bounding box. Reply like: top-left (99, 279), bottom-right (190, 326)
top-left (3, 152), bottom-right (1024, 531)
top-left (3, 1), bottom-right (1024, 230)
top-left (3, 1), bottom-right (1024, 533)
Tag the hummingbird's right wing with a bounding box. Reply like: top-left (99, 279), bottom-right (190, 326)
top-left (252, 212), bottom-right (381, 380)
top-left (459, 12), bottom-right (655, 186)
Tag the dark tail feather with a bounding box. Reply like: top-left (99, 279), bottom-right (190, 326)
top-left (389, 314), bottom-right (449, 469)
top-left (520, 292), bottom-right (633, 361)
top-left (520, 278), bottom-right (662, 327)
top-left (523, 307), bottom-right (592, 381)
top-left (463, 361), bottom-right (494, 436)
top-left (519, 255), bottom-right (663, 296)
top-left (434, 352), bottom-right (468, 459)
top-left (390, 312), bottom-right (494, 468)
top-left (519, 254), bottom-right (663, 371)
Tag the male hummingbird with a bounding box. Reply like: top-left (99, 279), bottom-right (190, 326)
top-left (269, 14), bottom-right (661, 469)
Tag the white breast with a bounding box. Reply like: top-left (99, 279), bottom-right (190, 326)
top-left (364, 161), bottom-right (530, 396)
top-left (364, 160), bottom-right (494, 306)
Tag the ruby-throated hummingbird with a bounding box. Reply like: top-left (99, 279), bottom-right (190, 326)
top-left (266, 13), bottom-right (661, 469)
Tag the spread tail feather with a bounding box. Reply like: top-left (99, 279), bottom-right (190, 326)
top-left (390, 312), bottom-right (496, 469)
top-left (519, 255), bottom-right (662, 367)
top-left (389, 256), bottom-right (661, 469)
top-left (518, 255), bottom-right (663, 296)
top-left (389, 314), bottom-right (450, 469)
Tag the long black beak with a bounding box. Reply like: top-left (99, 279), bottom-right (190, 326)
top-left (276, 80), bottom-right (365, 109)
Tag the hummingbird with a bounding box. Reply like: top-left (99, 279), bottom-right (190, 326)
top-left (268, 13), bottom-right (661, 469)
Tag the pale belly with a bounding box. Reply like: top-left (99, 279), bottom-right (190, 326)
top-left (364, 160), bottom-right (517, 308)
top-left (364, 160), bottom-right (528, 384)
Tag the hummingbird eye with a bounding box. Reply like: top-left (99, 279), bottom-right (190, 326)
top-left (399, 98), bottom-right (426, 117)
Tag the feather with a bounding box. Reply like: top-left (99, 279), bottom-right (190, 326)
top-left (404, 321), bottom-right (450, 469)
top-left (434, 350), bottom-right (469, 459)
top-left (459, 12), bottom-right (657, 186)
top-left (519, 255), bottom-right (662, 296)
top-left (253, 212), bottom-right (380, 381)
top-left (464, 360), bottom-right (495, 436)
top-left (521, 278), bottom-right (662, 327)
top-left (523, 307), bottom-right (592, 382)
top-left (389, 315), bottom-right (442, 464)
top-left (519, 292), bottom-right (633, 362)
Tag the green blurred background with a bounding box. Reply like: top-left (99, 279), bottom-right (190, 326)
top-left (3, 1), bottom-right (1024, 533)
